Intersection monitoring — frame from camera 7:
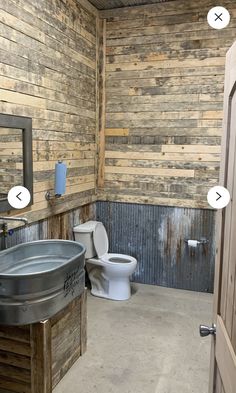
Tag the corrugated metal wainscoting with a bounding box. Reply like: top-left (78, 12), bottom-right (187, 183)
top-left (96, 201), bottom-right (216, 292)
top-left (0, 204), bottom-right (96, 250)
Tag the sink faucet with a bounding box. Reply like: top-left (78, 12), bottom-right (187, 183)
top-left (0, 216), bottom-right (28, 250)
top-left (0, 216), bottom-right (28, 224)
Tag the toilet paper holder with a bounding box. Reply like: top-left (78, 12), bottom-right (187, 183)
top-left (45, 190), bottom-right (61, 201)
top-left (45, 160), bottom-right (67, 201)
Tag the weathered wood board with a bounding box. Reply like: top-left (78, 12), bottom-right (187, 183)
top-left (90, 0), bottom-right (175, 10)
top-left (0, 0), bottom-right (98, 223)
top-left (98, 0), bottom-right (236, 208)
top-left (0, 292), bottom-right (87, 393)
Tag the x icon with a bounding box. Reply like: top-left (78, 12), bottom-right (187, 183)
top-left (215, 12), bottom-right (223, 21)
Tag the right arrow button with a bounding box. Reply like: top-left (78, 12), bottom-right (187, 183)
top-left (207, 186), bottom-right (230, 209)
top-left (216, 192), bottom-right (222, 201)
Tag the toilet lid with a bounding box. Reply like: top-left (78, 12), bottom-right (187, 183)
top-left (93, 222), bottom-right (109, 257)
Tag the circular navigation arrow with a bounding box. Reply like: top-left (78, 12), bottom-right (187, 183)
top-left (8, 186), bottom-right (31, 209)
top-left (216, 192), bottom-right (222, 201)
top-left (16, 192), bottom-right (22, 201)
top-left (207, 186), bottom-right (230, 209)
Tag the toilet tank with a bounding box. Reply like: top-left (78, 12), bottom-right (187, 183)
top-left (73, 221), bottom-right (98, 259)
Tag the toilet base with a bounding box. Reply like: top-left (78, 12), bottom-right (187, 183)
top-left (90, 275), bottom-right (131, 301)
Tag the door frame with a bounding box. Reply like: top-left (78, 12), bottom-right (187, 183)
top-left (209, 40), bottom-right (236, 393)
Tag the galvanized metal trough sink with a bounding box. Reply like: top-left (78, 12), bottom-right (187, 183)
top-left (0, 240), bottom-right (86, 325)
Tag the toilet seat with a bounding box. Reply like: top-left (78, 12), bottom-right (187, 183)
top-left (92, 222), bottom-right (109, 258)
top-left (101, 253), bottom-right (136, 265)
top-left (92, 224), bottom-right (136, 266)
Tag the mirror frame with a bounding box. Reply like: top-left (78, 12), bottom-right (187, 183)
top-left (0, 113), bottom-right (33, 212)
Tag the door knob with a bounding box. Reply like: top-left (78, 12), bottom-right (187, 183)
top-left (199, 324), bottom-right (216, 337)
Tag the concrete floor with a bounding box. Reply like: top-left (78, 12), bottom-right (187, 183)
top-left (54, 283), bottom-right (213, 393)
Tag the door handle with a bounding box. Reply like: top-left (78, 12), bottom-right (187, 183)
top-left (199, 324), bottom-right (216, 337)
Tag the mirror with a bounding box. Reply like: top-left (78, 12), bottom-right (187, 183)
top-left (0, 128), bottom-right (23, 198)
top-left (0, 114), bottom-right (33, 212)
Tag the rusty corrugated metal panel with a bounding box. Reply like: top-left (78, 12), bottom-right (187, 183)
top-left (0, 205), bottom-right (96, 250)
top-left (96, 201), bottom-right (216, 292)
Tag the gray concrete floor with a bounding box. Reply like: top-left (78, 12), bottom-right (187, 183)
top-left (54, 283), bottom-right (213, 393)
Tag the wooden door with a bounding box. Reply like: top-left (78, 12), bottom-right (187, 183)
top-left (209, 40), bottom-right (236, 393)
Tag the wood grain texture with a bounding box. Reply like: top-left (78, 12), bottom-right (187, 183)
top-left (90, 0), bottom-right (174, 10)
top-left (51, 298), bottom-right (82, 388)
top-left (0, 324), bottom-right (31, 393)
top-left (0, 0), bottom-right (98, 223)
top-left (209, 39), bottom-right (236, 393)
top-left (97, 19), bottom-right (106, 188)
top-left (80, 289), bottom-right (87, 355)
top-left (0, 294), bottom-right (87, 393)
top-left (99, 0), bottom-right (236, 208)
top-left (215, 316), bottom-right (236, 393)
top-left (31, 321), bottom-right (52, 393)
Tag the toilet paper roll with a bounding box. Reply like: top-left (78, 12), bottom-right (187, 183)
top-left (55, 161), bottom-right (67, 196)
top-left (187, 240), bottom-right (199, 248)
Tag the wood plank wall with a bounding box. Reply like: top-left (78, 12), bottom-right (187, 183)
top-left (0, 0), bottom-right (98, 223)
top-left (0, 204), bottom-right (96, 250)
top-left (99, 0), bottom-right (236, 208)
top-left (0, 128), bottom-right (22, 194)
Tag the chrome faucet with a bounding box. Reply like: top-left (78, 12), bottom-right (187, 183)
top-left (0, 216), bottom-right (28, 224)
top-left (0, 216), bottom-right (28, 250)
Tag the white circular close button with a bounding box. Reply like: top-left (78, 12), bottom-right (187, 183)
top-left (207, 6), bottom-right (230, 29)
top-left (207, 186), bottom-right (230, 209)
top-left (8, 186), bottom-right (31, 209)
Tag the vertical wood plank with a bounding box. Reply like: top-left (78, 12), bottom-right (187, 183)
top-left (209, 40), bottom-right (234, 393)
top-left (98, 19), bottom-right (106, 188)
top-left (80, 289), bottom-right (87, 355)
top-left (51, 298), bottom-right (82, 388)
top-left (95, 14), bottom-right (100, 195)
top-left (215, 367), bottom-right (223, 393)
top-left (31, 320), bottom-right (52, 393)
top-left (210, 40), bottom-right (236, 393)
top-left (215, 316), bottom-right (236, 393)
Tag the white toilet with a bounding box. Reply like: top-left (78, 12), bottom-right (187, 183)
top-left (73, 221), bottom-right (137, 300)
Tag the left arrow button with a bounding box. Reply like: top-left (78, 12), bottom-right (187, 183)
top-left (16, 192), bottom-right (22, 201)
top-left (8, 186), bottom-right (31, 209)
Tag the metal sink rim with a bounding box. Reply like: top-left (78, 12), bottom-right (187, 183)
top-left (0, 239), bottom-right (85, 278)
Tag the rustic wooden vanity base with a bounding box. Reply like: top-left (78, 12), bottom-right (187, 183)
top-left (0, 290), bottom-right (87, 393)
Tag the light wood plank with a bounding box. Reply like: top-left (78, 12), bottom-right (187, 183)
top-left (215, 316), bottom-right (236, 393)
top-left (105, 128), bottom-right (129, 136)
top-left (105, 166), bottom-right (195, 177)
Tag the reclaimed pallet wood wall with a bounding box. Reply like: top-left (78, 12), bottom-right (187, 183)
top-left (0, 128), bottom-right (22, 194)
top-left (98, 0), bottom-right (236, 209)
top-left (1, 0), bottom-right (235, 222)
top-left (89, 0), bottom-right (174, 10)
top-left (0, 0), bottom-right (98, 223)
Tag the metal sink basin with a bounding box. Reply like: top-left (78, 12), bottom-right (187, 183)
top-left (0, 240), bottom-right (86, 325)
